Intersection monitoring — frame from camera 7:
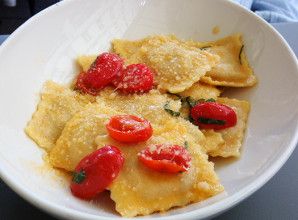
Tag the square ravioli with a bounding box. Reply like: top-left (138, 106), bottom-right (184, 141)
top-left (178, 82), bottom-right (221, 100)
top-left (190, 34), bottom-right (257, 87)
top-left (96, 88), bottom-right (183, 129)
top-left (49, 103), bottom-right (120, 171)
top-left (112, 38), bottom-right (148, 64)
top-left (108, 138), bottom-right (224, 217)
top-left (201, 129), bottom-right (225, 153)
top-left (203, 98), bottom-right (250, 157)
top-left (112, 35), bottom-right (220, 93)
top-left (173, 82), bottom-right (221, 120)
top-left (49, 95), bottom-right (223, 217)
top-left (25, 81), bottom-right (94, 151)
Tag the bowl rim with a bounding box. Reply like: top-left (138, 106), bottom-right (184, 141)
top-left (0, 0), bottom-right (298, 219)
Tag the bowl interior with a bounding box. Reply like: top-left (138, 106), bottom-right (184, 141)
top-left (0, 0), bottom-right (298, 219)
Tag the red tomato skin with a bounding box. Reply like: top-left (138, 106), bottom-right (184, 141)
top-left (75, 53), bottom-right (124, 95)
top-left (190, 102), bottom-right (237, 130)
top-left (70, 145), bottom-right (124, 200)
top-left (106, 115), bottom-right (153, 143)
top-left (138, 144), bottom-right (191, 173)
top-left (75, 72), bottom-right (98, 96)
top-left (113, 63), bottom-right (154, 93)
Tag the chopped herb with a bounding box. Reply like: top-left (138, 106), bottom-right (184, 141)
top-left (181, 96), bottom-right (200, 108)
top-left (184, 141), bottom-right (189, 149)
top-left (182, 97), bottom-right (216, 109)
top-left (72, 170), bottom-right (86, 184)
top-left (200, 46), bottom-right (212, 50)
top-left (198, 117), bottom-right (226, 125)
top-left (186, 96), bottom-right (198, 107)
top-left (164, 101), bottom-right (180, 117)
top-left (239, 45), bottom-right (244, 65)
top-left (206, 98), bottom-right (216, 102)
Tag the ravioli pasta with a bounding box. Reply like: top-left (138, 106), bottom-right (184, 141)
top-left (141, 36), bottom-right (220, 93)
top-left (77, 55), bottom-right (97, 72)
top-left (50, 93), bottom-right (223, 217)
top-left (204, 98), bottom-right (250, 157)
top-left (112, 34), bottom-right (257, 89)
top-left (25, 33), bottom-right (256, 217)
top-left (80, 34), bottom-right (257, 90)
top-left (49, 103), bottom-right (119, 171)
top-left (195, 35), bottom-right (257, 87)
top-left (25, 81), bottom-right (94, 151)
top-left (178, 82), bottom-right (221, 100)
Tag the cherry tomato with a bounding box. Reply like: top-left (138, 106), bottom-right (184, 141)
top-left (75, 53), bottom-right (124, 95)
top-left (75, 72), bottom-right (98, 96)
top-left (106, 115), bottom-right (153, 143)
top-left (113, 63), bottom-right (154, 93)
top-left (70, 145), bottom-right (124, 200)
top-left (190, 102), bottom-right (237, 130)
top-left (138, 144), bottom-right (191, 173)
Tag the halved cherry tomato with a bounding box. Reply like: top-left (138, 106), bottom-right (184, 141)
top-left (75, 52), bottom-right (124, 95)
top-left (138, 144), bottom-right (191, 173)
top-left (113, 63), bottom-right (154, 93)
top-left (190, 102), bottom-right (237, 130)
top-left (106, 115), bottom-right (153, 143)
top-left (70, 145), bottom-right (124, 200)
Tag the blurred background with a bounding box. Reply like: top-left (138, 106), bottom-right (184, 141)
top-left (0, 0), bottom-right (59, 34)
top-left (1, 0), bottom-right (298, 35)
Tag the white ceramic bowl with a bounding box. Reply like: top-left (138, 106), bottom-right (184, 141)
top-left (0, 0), bottom-right (298, 219)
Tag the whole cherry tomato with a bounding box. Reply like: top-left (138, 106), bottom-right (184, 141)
top-left (75, 52), bottom-right (124, 95)
top-left (70, 145), bottom-right (124, 200)
top-left (75, 71), bottom-right (97, 96)
top-left (190, 102), bottom-right (237, 130)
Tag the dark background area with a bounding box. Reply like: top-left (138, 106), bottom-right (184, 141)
top-left (0, 0), bottom-right (59, 34)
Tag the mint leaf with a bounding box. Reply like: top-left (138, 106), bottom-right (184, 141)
top-left (186, 96), bottom-right (198, 107)
top-left (206, 98), bottom-right (216, 102)
top-left (164, 102), bottom-right (180, 117)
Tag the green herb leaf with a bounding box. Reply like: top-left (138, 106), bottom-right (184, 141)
top-left (206, 98), bottom-right (216, 102)
top-left (198, 117), bottom-right (226, 125)
top-left (239, 45), bottom-right (244, 65)
top-left (73, 170), bottom-right (86, 184)
top-left (186, 96), bottom-right (198, 107)
top-left (164, 101), bottom-right (180, 117)
top-left (184, 141), bottom-right (189, 149)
